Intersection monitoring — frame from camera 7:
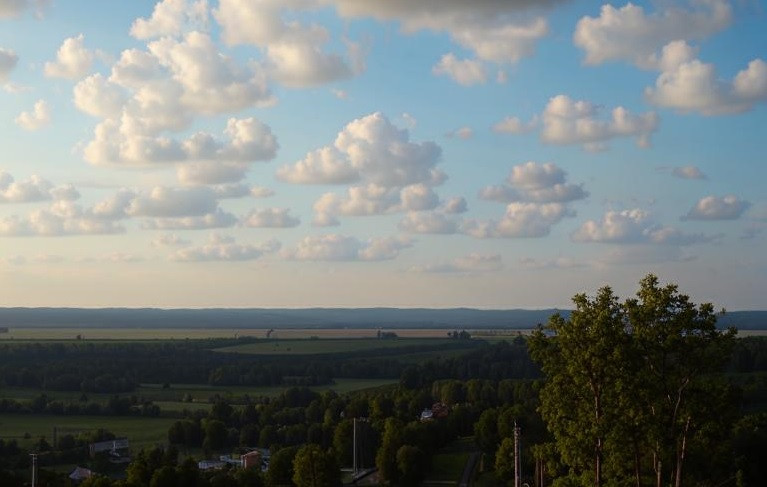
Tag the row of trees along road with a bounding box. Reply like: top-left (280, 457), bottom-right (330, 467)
top-left (529, 274), bottom-right (737, 487)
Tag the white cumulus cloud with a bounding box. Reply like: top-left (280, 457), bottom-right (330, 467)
top-left (646, 55), bottom-right (767, 115)
top-left (463, 202), bottom-right (572, 238)
top-left (672, 165), bottom-right (707, 180)
top-left (683, 195), bottom-right (750, 220)
top-left (541, 94), bottom-right (658, 150)
top-left (479, 161), bottom-right (588, 204)
top-left (130, 0), bottom-right (209, 39)
top-left (242, 208), bottom-right (300, 228)
top-left (432, 54), bottom-right (486, 86)
top-left (574, 0), bottom-right (732, 69)
top-left (44, 34), bottom-right (95, 79)
top-left (283, 233), bottom-right (412, 261)
top-left (14, 99), bottom-right (50, 131)
top-left (213, 0), bottom-right (363, 87)
top-left (171, 234), bottom-right (280, 262)
top-left (573, 208), bottom-right (717, 244)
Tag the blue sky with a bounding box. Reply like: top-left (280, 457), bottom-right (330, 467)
top-left (0, 0), bottom-right (765, 309)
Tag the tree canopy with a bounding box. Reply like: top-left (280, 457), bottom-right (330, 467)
top-left (530, 274), bottom-right (736, 487)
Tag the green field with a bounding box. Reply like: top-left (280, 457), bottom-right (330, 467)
top-left (214, 337), bottom-right (472, 355)
top-left (0, 378), bottom-right (398, 414)
top-left (0, 414), bottom-right (177, 449)
top-left (0, 328), bottom-right (475, 341)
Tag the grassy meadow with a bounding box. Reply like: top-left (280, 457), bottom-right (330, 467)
top-left (0, 414), bottom-right (177, 449)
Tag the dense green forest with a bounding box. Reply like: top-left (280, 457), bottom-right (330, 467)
top-left (1, 276), bottom-right (766, 486)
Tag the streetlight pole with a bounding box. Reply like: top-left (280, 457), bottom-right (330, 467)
top-left (30, 453), bottom-right (37, 487)
top-left (353, 418), bottom-right (357, 475)
top-left (514, 422), bottom-right (521, 487)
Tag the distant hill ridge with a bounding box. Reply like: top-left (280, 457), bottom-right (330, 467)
top-left (0, 308), bottom-right (764, 330)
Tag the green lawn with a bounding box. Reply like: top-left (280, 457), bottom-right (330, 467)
top-left (0, 414), bottom-right (176, 449)
top-left (214, 337), bottom-right (468, 355)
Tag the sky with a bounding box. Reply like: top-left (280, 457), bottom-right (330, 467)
top-left (0, 0), bottom-right (766, 309)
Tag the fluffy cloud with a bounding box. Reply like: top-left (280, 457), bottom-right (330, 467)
top-left (130, 0), bottom-right (209, 39)
top-left (275, 147), bottom-right (360, 185)
top-left (242, 208), bottom-right (300, 228)
top-left (89, 186), bottom-right (224, 221)
top-left (312, 183), bottom-right (442, 225)
top-left (0, 47), bottom-right (18, 81)
top-left (73, 74), bottom-right (128, 118)
top-left (283, 234), bottom-right (412, 261)
top-left (329, 0), bottom-right (555, 64)
top-left (411, 253), bottom-right (502, 273)
top-left (177, 162), bottom-right (248, 185)
top-left (0, 172), bottom-right (78, 203)
top-left (210, 183), bottom-right (250, 199)
top-left (0, 0), bottom-right (48, 18)
top-left (492, 116), bottom-right (537, 134)
top-left (574, 0), bottom-right (731, 69)
top-left (146, 32), bottom-right (273, 113)
top-left (541, 95), bottom-right (658, 150)
top-left (15, 99), bottom-right (50, 131)
top-left (442, 196), bottom-right (468, 214)
top-left (432, 54), bottom-right (486, 86)
top-left (683, 195), bottom-right (750, 220)
top-left (171, 234), bottom-right (280, 262)
top-left (471, 162), bottom-right (586, 239)
top-left (142, 209), bottom-right (238, 230)
top-left (479, 162), bottom-right (588, 204)
top-left (573, 208), bottom-right (716, 244)
top-left (279, 112), bottom-right (446, 224)
top-left (463, 202), bottom-right (572, 238)
top-left (398, 211), bottom-right (459, 234)
top-left (672, 165), bottom-right (707, 180)
top-left (646, 55), bottom-right (767, 115)
top-left (0, 203), bottom-right (124, 237)
top-left (213, 0), bottom-right (362, 87)
top-left (126, 187), bottom-right (218, 218)
top-left (278, 112), bottom-right (441, 187)
top-left (84, 116), bottom-right (277, 170)
top-left (151, 233), bottom-right (190, 247)
top-left (44, 34), bottom-right (94, 79)
top-left (79, 30), bottom-right (276, 173)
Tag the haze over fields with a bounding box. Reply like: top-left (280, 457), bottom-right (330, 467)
top-left (0, 308), bottom-right (765, 330)
top-left (1, 1), bottom-right (766, 310)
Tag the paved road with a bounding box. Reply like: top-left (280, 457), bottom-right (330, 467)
top-left (459, 451), bottom-right (481, 487)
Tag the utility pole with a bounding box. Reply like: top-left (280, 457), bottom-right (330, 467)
top-left (514, 421), bottom-right (521, 487)
top-left (30, 453), bottom-right (37, 487)
top-left (353, 417), bottom-right (357, 475)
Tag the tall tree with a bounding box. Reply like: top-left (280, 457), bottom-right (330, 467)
top-left (292, 444), bottom-right (340, 487)
top-left (625, 274), bottom-right (736, 487)
top-left (530, 275), bottom-right (737, 486)
top-left (529, 286), bottom-right (627, 486)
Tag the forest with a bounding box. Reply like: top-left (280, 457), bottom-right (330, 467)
top-left (0, 275), bottom-right (766, 486)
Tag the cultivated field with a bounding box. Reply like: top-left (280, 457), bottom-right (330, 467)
top-left (0, 327), bottom-right (493, 341)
